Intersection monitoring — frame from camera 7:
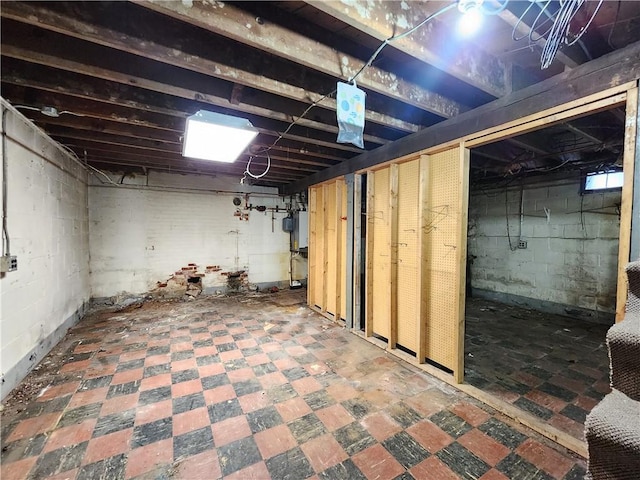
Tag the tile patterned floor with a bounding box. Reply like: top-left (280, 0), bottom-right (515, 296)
top-left (1, 292), bottom-right (587, 479)
top-left (465, 297), bottom-right (611, 441)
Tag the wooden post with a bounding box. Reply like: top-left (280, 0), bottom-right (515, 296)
top-left (417, 155), bottom-right (430, 363)
top-left (389, 164), bottom-right (399, 350)
top-left (345, 174), bottom-right (355, 330)
top-left (365, 171), bottom-right (375, 337)
top-left (454, 146), bottom-right (471, 383)
top-left (630, 85), bottom-right (640, 263)
top-left (322, 183), bottom-right (329, 314)
top-left (307, 187), bottom-right (315, 307)
top-left (335, 180), bottom-right (343, 322)
top-left (616, 86), bottom-right (639, 322)
top-left (353, 174), bottom-right (362, 331)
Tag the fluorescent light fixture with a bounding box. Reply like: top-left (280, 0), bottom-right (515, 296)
top-left (182, 110), bottom-right (258, 163)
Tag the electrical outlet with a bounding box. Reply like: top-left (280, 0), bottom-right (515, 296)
top-left (0, 255), bottom-right (17, 272)
top-left (517, 240), bottom-right (527, 249)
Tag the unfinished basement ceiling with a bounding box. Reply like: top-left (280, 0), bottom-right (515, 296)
top-left (1, 1), bottom-right (640, 188)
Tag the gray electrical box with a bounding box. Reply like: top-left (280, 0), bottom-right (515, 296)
top-left (282, 216), bottom-right (294, 232)
top-left (0, 255), bottom-right (17, 272)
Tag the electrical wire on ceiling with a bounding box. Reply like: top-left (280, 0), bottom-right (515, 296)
top-left (241, 151), bottom-right (271, 183)
top-left (513, 0), bottom-right (604, 69)
top-left (13, 105), bottom-right (85, 118)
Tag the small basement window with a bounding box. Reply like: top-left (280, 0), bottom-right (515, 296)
top-left (583, 170), bottom-right (624, 193)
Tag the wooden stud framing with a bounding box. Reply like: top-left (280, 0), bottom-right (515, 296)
top-left (335, 180), bottom-right (343, 322)
top-left (417, 155), bottom-right (430, 363)
top-left (389, 164), bottom-right (399, 350)
top-left (340, 180), bottom-right (349, 321)
top-left (454, 146), bottom-right (471, 383)
top-left (353, 175), bottom-right (362, 331)
top-left (345, 174), bottom-right (355, 329)
top-left (465, 89), bottom-right (630, 147)
top-left (616, 86), bottom-right (639, 322)
top-left (365, 171), bottom-right (375, 337)
top-left (307, 81), bottom-right (640, 456)
top-left (321, 184), bottom-right (329, 314)
top-left (632, 86), bottom-right (640, 263)
top-left (307, 187), bottom-right (316, 307)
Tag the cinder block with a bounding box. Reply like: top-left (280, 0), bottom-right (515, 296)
top-left (517, 261), bottom-right (547, 274)
top-left (534, 250), bottom-right (563, 265)
top-left (599, 221), bottom-right (621, 239)
top-left (532, 223), bottom-right (563, 238)
top-left (549, 237), bottom-right (583, 254)
top-left (584, 238), bottom-right (618, 255)
top-left (566, 279), bottom-right (598, 295)
top-left (563, 223), bottom-right (597, 239)
top-left (509, 270), bottom-right (536, 287)
top-left (535, 197), bottom-right (567, 214)
top-left (522, 186), bottom-right (548, 201)
top-left (564, 253), bottom-right (599, 267)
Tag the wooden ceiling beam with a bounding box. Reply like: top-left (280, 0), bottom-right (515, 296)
top-left (1, 58), bottom-right (362, 156)
top-left (84, 156), bottom-right (297, 184)
top-left (68, 145), bottom-right (312, 177)
top-left (46, 127), bottom-right (182, 154)
top-left (1, 82), bottom-right (186, 133)
top-left (30, 114), bottom-right (181, 146)
top-left (47, 127), bottom-right (325, 174)
top-left (305, 0), bottom-right (508, 97)
top-left (2, 70), bottom-right (356, 161)
top-left (63, 139), bottom-right (336, 170)
top-left (1, 44), bottom-right (389, 147)
top-left (135, 0), bottom-right (464, 118)
top-left (0, 2), bottom-right (421, 134)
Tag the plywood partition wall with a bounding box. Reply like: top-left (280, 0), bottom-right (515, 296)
top-left (370, 168), bottom-right (392, 339)
top-left (421, 147), bottom-right (470, 381)
top-left (363, 147), bottom-right (470, 382)
top-left (308, 178), bottom-right (348, 322)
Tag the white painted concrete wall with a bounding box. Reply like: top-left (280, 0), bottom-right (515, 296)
top-left (0, 101), bottom-right (90, 399)
top-left (89, 171), bottom-right (299, 298)
top-left (468, 177), bottom-right (620, 319)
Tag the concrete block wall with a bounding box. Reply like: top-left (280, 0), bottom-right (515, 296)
top-left (468, 177), bottom-right (621, 323)
top-left (0, 101), bottom-right (90, 399)
top-left (89, 171), bottom-right (299, 298)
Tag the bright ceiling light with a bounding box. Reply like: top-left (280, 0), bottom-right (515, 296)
top-left (182, 110), bottom-right (259, 163)
top-left (458, 0), bottom-right (484, 36)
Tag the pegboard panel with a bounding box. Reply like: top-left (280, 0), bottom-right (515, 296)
top-left (422, 147), bottom-right (463, 372)
top-left (339, 178), bottom-right (348, 320)
top-left (396, 160), bottom-right (420, 353)
top-left (325, 182), bottom-right (338, 316)
top-left (371, 167), bottom-right (391, 339)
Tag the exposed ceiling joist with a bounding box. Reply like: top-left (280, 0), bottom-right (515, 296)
top-left (1, 44), bottom-right (391, 147)
top-left (305, 0), bottom-right (508, 97)
top-left (135, 0), bottom-right (465, 118)
top-left (0, 2), bottom-right (422, 135)
top-left (1, 60), bottom-right (363, 157)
